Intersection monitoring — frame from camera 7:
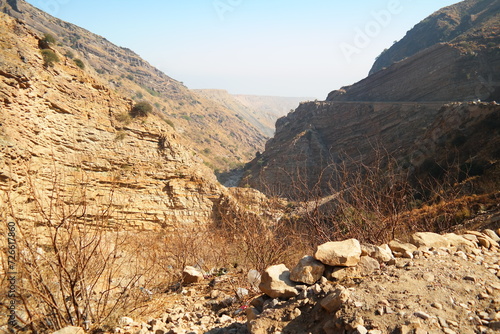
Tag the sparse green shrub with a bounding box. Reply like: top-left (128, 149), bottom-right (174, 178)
top-left (73, 58), bottom-right (85, 69)
top-left (130, 101), bottom-right (153, 118)
top-left (39, 33), bottom-right (56, 49)
top-left (64, 50), bottom-right (74, 59)
top-left (143, 86), bottom-right (160, 97)
top-left (40, 49), bottom-right (59, 67)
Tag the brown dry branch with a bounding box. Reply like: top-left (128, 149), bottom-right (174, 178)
top-left (1, 164), bottom-right (162, 332)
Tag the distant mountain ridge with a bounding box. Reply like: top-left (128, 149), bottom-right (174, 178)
top-left (371, 0), bottom-right (500, 74)
top-left (1, 0), bottom-right (267, 171)
top-left (326, 0), bottom-right (500, 103)
top-left (193, 89), bottom-right (311, 137)
top-left (244, 0), bottom-right (500, 197)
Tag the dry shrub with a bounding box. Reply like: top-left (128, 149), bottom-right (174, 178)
top-left (277, 148), bottom-right (492, 246)
top-left (0, 168), bottom-right (166, 332)
top-left (215, 195), bottom-right (310, 272)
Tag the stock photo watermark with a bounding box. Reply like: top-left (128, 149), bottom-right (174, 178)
top-left (33, 0), bottom-right (71, 16)
top-left (213, 0), bottom-right (243, 21)
top-left (475, 74), bottom-right (500, 101)
top-left (340, 0), bottom-right (403, 63)
top-left (6, 221), bottom-right (19, 331)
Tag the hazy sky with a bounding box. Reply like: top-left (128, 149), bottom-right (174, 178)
top-left (25, 0), bottom-right (459, 99)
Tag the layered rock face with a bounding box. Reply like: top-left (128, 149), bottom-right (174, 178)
top-left (370, 0), bottom-right (500, 74)
top-left (244, 0), bottom-right (500, 197)
top-left (328, 43), bottom-right (500, 102)
top-left (240, 102), bottom-right (431, 193)
top-left (0, 14), bottom-right (263, 230)
top-left (0, 0), bottom-right (267, 172)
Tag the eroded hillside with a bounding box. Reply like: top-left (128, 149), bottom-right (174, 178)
top-left (0, 12), bottom-right (267, 231)
top-left (244, 0), bottom-right (500, 199)
top-left (1, 0), bottom-right (267, 172)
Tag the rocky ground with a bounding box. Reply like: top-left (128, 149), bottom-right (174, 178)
top-left (89, 223), bottom-right (500, 334)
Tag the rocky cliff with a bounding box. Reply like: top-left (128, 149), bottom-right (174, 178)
top-left (245, 0), bottom-right (500, 198)
top-left (328, 0), bottom-right (500, 103)
top-left (370, 0), bottom-right (500, 74)
top-left (0, 12), bottom-right (267, 231)
top-left (1, 0), bottom-right (267, 172)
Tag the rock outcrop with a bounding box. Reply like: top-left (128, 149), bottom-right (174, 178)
top-left (243, 0), bottom-right (500, 198)
top-left (0, 13), bottom-right (267, 231)
top-left (0, 0), bottom-right (267, 172)
top-left (370, 0), bottom-right (500, 75)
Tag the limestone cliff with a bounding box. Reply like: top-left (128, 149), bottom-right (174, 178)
top-left (0, 0), bottom-right (267, 172)
top-left (329, 0), bottom-right (500, 103)
top-left (244, 0), bottom-right (500, 197)
top-left (0, 13), bottom-right (266, 231)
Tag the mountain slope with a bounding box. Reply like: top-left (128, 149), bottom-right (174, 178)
top-left (371, 0), bottom-right (500, 74)
top-left (327, 0), bottom-right (500, 103)
top-left (1, 0), bottom-right (267, 171)
top-left (0, 10), bottom-right (274, 233)
top-left (244, 0), bottom-right (500, 198)
top-left (193, 89), bottom-right (310, 138)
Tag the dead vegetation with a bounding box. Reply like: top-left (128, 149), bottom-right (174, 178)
top-left (0, 148), bottom-right (498, 333)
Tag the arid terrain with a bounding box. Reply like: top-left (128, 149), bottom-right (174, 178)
top-left (0, 0), bottom-right (499, 333)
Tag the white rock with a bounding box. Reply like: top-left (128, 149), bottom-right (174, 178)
top-left (182, 266), bottom-right (204, 284)
top-left (389, 239), bottom-right (417, 254)
top-left (483, 229), bottom-right (500, 242)
top-left (219, 314), bottom-right (232, 323)
top-left (315, 239), bottom-right (362, 267)
top-left (358, 256), bottom-right (380, 275)
top-left (290, 255), bottom-right (325, 285)
top-left (259, 264), bottom-right (298, 298)
top-left (51, 327), bottom-right (85, 334)
top-left (361, 244), bottom-right (394, 263)
top-left (118, 316), bottom-right (135, 327)
top-left (410, 232), bottom-right (450, 249)
top-left (414, 311), bottom-right (431, 320)
top-left (236, 287), bottom-right (249, 300)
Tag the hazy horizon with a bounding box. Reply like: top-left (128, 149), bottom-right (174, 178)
top-left (25, 0), bottom-right (459, 99)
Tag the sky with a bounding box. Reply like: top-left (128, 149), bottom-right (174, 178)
top-left (25, 0), bottom-right (460, 99)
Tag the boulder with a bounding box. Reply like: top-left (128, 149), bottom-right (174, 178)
top-left (51, 327), bottom-right (85, 334)
top-left (326, 266), bottom-right (359, 281)
top-left (259, 264), bottom-right (298, 299)
top-left (361, 243), bottom-right (394, 263)
top-left (290, 255), bottom-right (325, 285)
top-left (315, 239), bottom-right (362, 267)
top-left (443, 233), bottom-right (476, 248)
top-left (410, 232), bottom-right (450, 249)
top-left (320, 286), bottom-right (351, 313)
top-left (388, 239), bottom-right (418, 254)
top-left (358, 256), bottom-right (381, 276)
top-left (182, 266), bottom-right (204, 284)
top-left (483, 229), bottom-right (500, 242)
